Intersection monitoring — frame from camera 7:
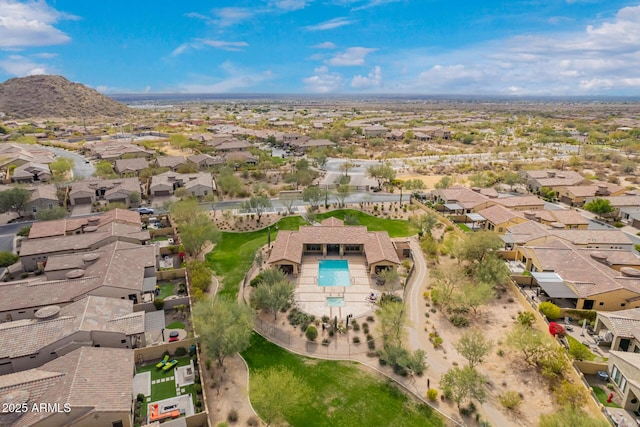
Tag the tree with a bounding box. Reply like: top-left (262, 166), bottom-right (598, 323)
top-left (474, 254), bottom-right (510, 286)
top-left (367, 163), bottom-right (395, 190)
top-left (501, 171), bottom-right (522, 191)
top-left (307, 148), bottom-right (328, 169)
top-left (94, 160), bottom-right (117, 178)
top-left (34, 206), bottom-right (67, 221)
top-left (377, 301), bottom-right (406, 347)
top-left (216, 169), bottom-right (243, 197)
top-left (169, 198), bottom-right (200, 224)
top-left (339, 161), bottom-right (354, 177)
top-left (455, 330), bottom-right (493, 368)
top-left (0, 251), bottom-right (19, 267)
top-left (457, 231), bottom-right (503, 265)
top-left (302, 185), bottom-right (323, 209)
top-left (244, 194), bottom-right (271, 223)
top-left (180, 214), bottom-right (221, 257)
top-left (0, 187), bottom-right (31, 215)
top-left (506, 324), bottom-right (554, 366)
top-left (403, 179), bottom-right (425, 191)
top-left (583, 198), bottom-right (614, 220)
top-left (440, 366), bottom-right (487, 409)
top-left (250, 280), bottom-right (294, 320)
top-left (334, 182), bottom-right (350, 208)
top-left (128, 191), bottom-right (141, 206)
top-left (250, 367), bottom-right (311, 427)
top-left (192, 296), bottom-right (254, 367)
top-left (187, 260), bottom-right (212, 296)
top-left (429, 266), bottom-right (467, 311)
top-left (49, 157), bottom-right (74, 180)
top-left (411, 213), bottom-right (438, 236)
top-left (435, 176), bottom-right (453, 189)
top-left (538, 405), bottom-right (609, 427)
top-left (378, 268), bottom-right (403, 295)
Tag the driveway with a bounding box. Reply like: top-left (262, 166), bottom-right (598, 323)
top-left (71, 204), bottom-right (93, 217)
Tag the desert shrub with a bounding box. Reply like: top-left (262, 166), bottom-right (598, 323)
top-left (247, 416), bottom-right (259, 426)
top-left (153, 298), bottom-right (165, 310)
top-left (352, 322), bottom-right (360, 332)
top-left (450, 315), bottom-right (469, 327)
top-left (175, 347), bottom-right (187, 357)
top-left (353, 336), bottom-right (360, 344)
top-left (538, 301), bottom-right (561, 320)
top-left (305, 325), bottom-right (318, 341)
top-left (517, 311), bottom-right (536, 327)
top-left (426, 388), bottom-right (438, 401)
top-left (499, 391), bottom-right (522, 409)
top-left (321, 338), bottom-right (330, 346)
top-left (432, 336), bottom-right (444, 348)
top-left (366, 315), bottom-right (375, 322)
top-left (368, 340), bottom-right (376, 350)
top-left (227, 409), bottom-right (238, 423)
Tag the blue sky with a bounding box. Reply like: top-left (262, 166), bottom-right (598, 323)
top-left (1, 0), bottom-right (640, 95)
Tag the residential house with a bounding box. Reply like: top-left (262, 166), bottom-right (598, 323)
top-left (363, 124), bottom-right (387, 138)
top-left (187, 153), bottom-right (225, 169)
top-left (492, 195), bottom-right (544, 211)
top-left (269, 217), bottom-right (400, 276)
top-left (606, 351), bottom-right (640, 412)
top-left (10, 162), bottom-right (51, 183)
top-left (224, 151), bottom-right (258, 166)
top-left (516, 239), bottom-right (640, 310)
top-left (0, 346), bottom-right (134, 427)
top-left (386, 130), bottom-right (405, 141)
top-left (153, 155), bottom-right (188, 171)
top-left (211, 139), bottom-right (251, 153)
top-left (69, 177), bottom-right (141, 206)
top-left (0, 144), bottom-right (56, 169)
top-left (25, 184), bottom-right (59, 215)
top-left (412, 126), bottom-right (452, 140)
top-left (285, 138), bottom-right (335, 154)
top-left (523, 169), bottom-right (587, 194)
top-left (20, 210), bottom-right (150, 271)
top-left (521, 209), bottom-right (589, 229)
top-left (84, 141), bottom-right (154, 161)
top-left (114, 157), bottom-right (149, 176)
top-left (594, 308), bottom-right (640, 352)
top-left (0, 296), bottom-right (145, 374)
top-left (430, 186), bottom-right (496, 214)
top-left (476, 205), bottom-right (526, 233)
top-left (150, 171), bottom-right (215, 198)
top-left (589, 194), bottom-right (640, 222)
top-left (559, 181), bottom-right (626, 206)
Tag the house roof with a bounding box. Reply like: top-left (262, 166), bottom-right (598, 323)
top-left (114, 157), bottom-right (148, 173)
top-left (27, 183), bottom-right (58, 202)
top-left (269, 222), bottom-right (400, 266)
top-left (187, 153), bottom-right (224, 166)
top-left (0, 295), bottom-right (143, 359)
top-left (524, 209), bottom-right (589, 226)
top-left (598, 308), bottom-right (640, 338)
top-left (70, 177), bottom-right (140, 198)
top-left (431, 186), bottom-right (493, 210)
top-left (494, 195), bottom-right (544, 209)
top-left (477, 205), bottom-right (523, 225)
top-left (0, 347), bottom-right (134, 426)
top-left (150, 171), bottom-right (216, 192)
top-left (156, 156), bottom-right (187, 169)
top-left (11, 162), bottom-right (51, 179)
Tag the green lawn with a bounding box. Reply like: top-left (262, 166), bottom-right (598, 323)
top-left (566, 335), bottom-right (597, 361)
top-left (457, 223), bottom-right (470, 232)
top-left (314, 209), bottom-right (419, 238)
top-left (157, 283), bottom-right (175, 300)
top-left (591, 386), bottom-right (621, 408)
top-left (242, 334), bottom-right (444, 427)
top-left (166, 321), bottom-right (185, 329)
top-left (206, 216), bottom-right (307, 298)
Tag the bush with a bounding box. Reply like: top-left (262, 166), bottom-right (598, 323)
top-left (305, 325), bottom-right (318, 341)
top-left (194, 383), bottom-right (202, 394)
top-left (322, 338), bottom-right (330, 346)
top-left (432, 336), bottom-right (444, 348)
top-left (426, 388), bottom-right (438, 401)
top-left (539, 301), bottom-right (562, 320)
top-left (499, 391), bottom-right (522, 409)
top-left (175, 346), bottom-right (187, 357)
top-left (227, 409), bottom-right (238, 423)
top-left (368, 340), bottom-right (376, 350)
top-left (247, 416), bottom-right (259, 426)
top-left (153, 298), bottom-right (165, 310)
top-left (353, 336), bottom-right (360, 344)
top-left (0, 251), bottom-right (18, 268)
top-left (450, 315), bottom-right (469, 327)
top-left (352, 322), bottom-right (360, 332)
top-left (137, 393), bottom-right (145, 402)
top-left (366, 315), bottom-right (375, 322)
top-left (17, 225), bottom-right (31, 237)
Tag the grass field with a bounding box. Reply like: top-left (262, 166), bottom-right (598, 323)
top-left (206, 215), bottom-right (307, 298)
top-left (243, 334), bottom-right (444, 427)
top-left (314, 209), bottom-right (419, 238)
top-left (591, 386), bottom-right (621, 408)
top-left (157, 283), bottom-right (175, 300)
top-left (166, 321), bottom-right (185, 329)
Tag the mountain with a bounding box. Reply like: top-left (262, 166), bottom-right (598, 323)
top-left (0, 75), bottom-right (132, 119)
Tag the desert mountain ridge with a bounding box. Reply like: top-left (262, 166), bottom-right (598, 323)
top-left (0, 75), bottom-right (133, 120)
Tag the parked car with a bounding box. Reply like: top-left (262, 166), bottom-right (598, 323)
top-left (137, 207), bottom-right (154, 215)
top-left (169, 337), bottom-right (179, 343)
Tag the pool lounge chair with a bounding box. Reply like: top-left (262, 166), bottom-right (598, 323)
top-left (162, 359), bottom-right (179, 371)
top-left (155, 355), bottom-right (170, 368)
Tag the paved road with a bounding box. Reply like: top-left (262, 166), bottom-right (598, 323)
top-left (37, 145), bottom-right (95, 178)
top-left (0, 221), bottom-right (34, 252)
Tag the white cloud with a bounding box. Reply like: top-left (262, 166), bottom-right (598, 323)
top-left (327, 47), bottom-right (377, 66)
top-left (303, 66), bottom-right (344, 93)
top-left (272, 0), bottom-right (312, 11)
top-left (352, 0), bottom-right (401, 11)
top-left (351, 65), bottom-right (382, 89)
top-left (179, 62), bottom-right (273, 93)
top-left (0, 54), bottom-right (48, 76)
top-left (0, 0), bottom-right (76, 48)
top-left (31, 52), bottom-right (57, 58)
top-left (186, 7), bottom-right (255, 28)
top-left (170, 39), bottom-right (248, 56)
top-left (389, 4), bottom-right (640, 95)
top-left (312, 41), bottom-right (336, 49)
top-left (96, 85), bottom-right (108, 93)
top-left (304, 17), bottom-right (354, 31)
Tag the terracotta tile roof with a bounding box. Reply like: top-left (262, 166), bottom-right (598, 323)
top-left (494, 195), bottom-right (544, 208)
top-left (0, 347), bottom-right (134, 426)
top-left (156, 156), bottom-right (187, 169)
top-left (268, 223), bottom-right (400, 266)
top-left (598, 308), bottom-right (640, 337)
top-left (477, 205), bottom-right (523, 225)
top-left (114, 157), bottom-right (148, 173)
top-left (431, 186), bottom-right (492, 209)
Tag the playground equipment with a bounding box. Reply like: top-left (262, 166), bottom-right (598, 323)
top-left (148, 403), bottom-right (180, 422)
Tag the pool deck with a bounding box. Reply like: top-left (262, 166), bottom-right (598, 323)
top-left (296, 256), bottom-right (376, 320)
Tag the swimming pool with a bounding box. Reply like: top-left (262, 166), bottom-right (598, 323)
top-left (326, 296), bottom-right (345, 307)
top-left (318, 260), bottom-right (350, 287)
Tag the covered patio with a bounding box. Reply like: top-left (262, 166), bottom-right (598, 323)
top-left (531, 271), bottom-right (578, 308)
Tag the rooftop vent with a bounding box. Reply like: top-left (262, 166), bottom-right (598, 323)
top-left (621, 267), bottom-right (640, 278)
top-left (547, 171), bottom-right (556, 178)
top-left (589, 251), bottom-right (609, 263)
top-left (65, 269), bottom-right (85, 279)
top-left (82, 253), bottom-right (100, 263)
top-left (84, 226), bottom-right (98, 233)
top-left (550, 222), bottom-right (565, 229)
top-left (34, 305), bottom-right (61, 320)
